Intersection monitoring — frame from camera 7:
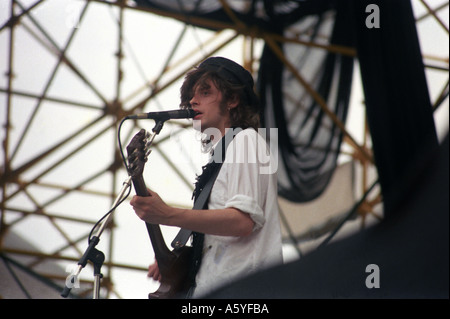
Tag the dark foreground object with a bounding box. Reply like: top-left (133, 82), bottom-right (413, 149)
top-left (206, 136), bottom-right (449, 299)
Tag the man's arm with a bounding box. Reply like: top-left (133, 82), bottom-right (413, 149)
top-left (130, 189), bottom-right (254, 237)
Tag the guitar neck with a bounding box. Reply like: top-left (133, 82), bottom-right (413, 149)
top-left (125, 128), bottom-right (194, 298)
top-left (131, 176), bottom-right (172, 260)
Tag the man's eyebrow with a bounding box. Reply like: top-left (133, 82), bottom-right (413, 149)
top-left (198, 83), bottom-right (211, 90)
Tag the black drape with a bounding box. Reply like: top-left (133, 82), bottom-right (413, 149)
top-left (354, 0), bottom-right (439, 217)
top-left (258, 1), bottom-right (354, 202)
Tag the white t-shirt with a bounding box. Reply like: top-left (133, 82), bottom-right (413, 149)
top-left (193, 128), bottom-right (283, 298)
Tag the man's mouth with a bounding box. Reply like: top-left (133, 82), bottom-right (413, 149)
top-left (193, 109), bottom-right (202, 119)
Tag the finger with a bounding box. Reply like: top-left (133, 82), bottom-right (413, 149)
top-left (147, 262), bottom-right (161, 281)
top-left (130, 195), bottom-right (147, 208)
top-left (147, 262), bottom-right (158, 275)
top-left (130, 195), bottom-right (146, 206)
top-left (148, 268), bottom-right (160, 281)
top-left (147, 265), bottom-right (156, 277)
top-left (153, 269), bottom-right (161, 281)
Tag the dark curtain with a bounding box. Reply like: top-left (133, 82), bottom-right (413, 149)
top-left (134, 0), bottom-right (334, 32)
top-left (258, 1), bottom-right (354, 202)
top-left (353, 0), bottom-right (439, 217)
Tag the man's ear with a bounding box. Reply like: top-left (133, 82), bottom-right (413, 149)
top-left (228, 94), bottom-right (239, 109)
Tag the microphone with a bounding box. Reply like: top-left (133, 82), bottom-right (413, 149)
top-left (126, 109), bottom-right (198, 120)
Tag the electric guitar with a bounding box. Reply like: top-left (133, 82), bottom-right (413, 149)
top-left (126, 128), bottom-right (192, 299)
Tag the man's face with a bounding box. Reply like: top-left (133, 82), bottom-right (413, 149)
top-left (190, 79), bottom-right (230, 134)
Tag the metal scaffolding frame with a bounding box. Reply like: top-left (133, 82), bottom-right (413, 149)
top-left (1, 0), bottom-right (448, 298)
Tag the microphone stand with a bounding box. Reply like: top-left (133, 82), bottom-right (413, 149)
top-left (61, 176), bottom-right (132, 299)
top-left (61, 119), bottom-right (165, 299)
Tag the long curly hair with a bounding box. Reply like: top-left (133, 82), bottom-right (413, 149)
top-left (179, 65), bottom-right (260, 131)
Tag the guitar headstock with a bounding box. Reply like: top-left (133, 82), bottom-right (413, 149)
top-left (126, 129), bottom-right (151, 178)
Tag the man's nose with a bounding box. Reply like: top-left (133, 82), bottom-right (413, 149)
top-left (190, 95), bottom-right (198, 106)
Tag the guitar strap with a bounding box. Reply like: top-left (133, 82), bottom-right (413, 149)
top-left (171, 128), bottom-right (238, 296)
top-left (170, 166), bottom-right (222, 249)
top-left (171, 128), bottom-right (238, 249)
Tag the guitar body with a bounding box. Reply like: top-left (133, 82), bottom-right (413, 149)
top-left (127, 129), bottom-right (192, 299)
top-left (146, 239), bottom-right (192, 299)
